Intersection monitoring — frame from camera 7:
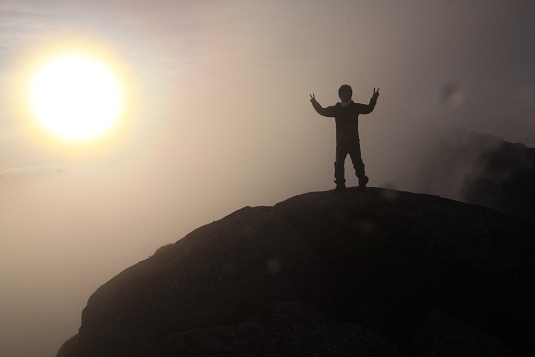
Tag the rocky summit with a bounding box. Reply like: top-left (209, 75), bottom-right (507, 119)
top-left (57, 187), bottom-right (535, 357)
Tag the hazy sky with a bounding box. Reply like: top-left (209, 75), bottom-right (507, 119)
top-left (1, 1), bottom-right (535, 356)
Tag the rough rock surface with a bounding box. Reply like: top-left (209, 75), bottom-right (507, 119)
top-left (413, 310), bottom-right (517, 357)
top-left (57, 187), bottom-right (535, 357)
top-left (161, 301), bottom-right (401, 357)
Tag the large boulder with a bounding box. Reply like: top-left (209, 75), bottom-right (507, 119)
top-left (58, 188), bottom-right (535, 356)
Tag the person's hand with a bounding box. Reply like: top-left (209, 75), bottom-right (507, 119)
top-left (372, 88), bottom-right (380, 99)
top-left (310, 93), bottom-right (317, 104)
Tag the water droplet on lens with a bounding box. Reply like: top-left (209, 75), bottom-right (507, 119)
top-left (439, 82), bottom-right (464, 108)
top-left (266, 259), bottom-right (282, 274)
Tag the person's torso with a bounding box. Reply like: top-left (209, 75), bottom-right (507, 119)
top-left (334, 102), bottom-right (360, 141)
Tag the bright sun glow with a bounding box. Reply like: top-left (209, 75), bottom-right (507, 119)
top-left (29, 54), bottom-right (123, 141)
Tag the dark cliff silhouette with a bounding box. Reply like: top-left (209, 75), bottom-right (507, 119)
top-left (417, 127), bottom-right (535, 224)
top-left (58, 187), bottom-right (535, 357)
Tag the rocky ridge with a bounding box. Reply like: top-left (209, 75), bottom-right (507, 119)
top-left (57, 187), bottom-right (535, 356)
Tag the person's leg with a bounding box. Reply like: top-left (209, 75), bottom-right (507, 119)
top-left (348, 141), bottom-right (368, 187)
top-left (334, 143), bottom-right (348, 190)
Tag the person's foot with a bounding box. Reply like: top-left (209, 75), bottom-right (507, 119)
top-left (334, 181), bottom-right (346, 192)
top-left (358, 175), bottom-right (369, 190)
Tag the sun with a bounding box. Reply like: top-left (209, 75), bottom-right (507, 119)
top-left (29, 54), bottom-right (123, 142)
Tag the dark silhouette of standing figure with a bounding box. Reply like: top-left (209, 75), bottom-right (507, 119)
top-left (310, 85), bottom-right (380, 191)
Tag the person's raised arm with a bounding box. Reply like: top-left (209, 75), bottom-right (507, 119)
top-left (359, 88), bottom-right (380, 115)
top-left (310, 93), bottom-right (337, 117)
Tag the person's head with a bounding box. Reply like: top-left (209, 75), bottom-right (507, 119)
top-left (338, 84), bottom-right (352, 102)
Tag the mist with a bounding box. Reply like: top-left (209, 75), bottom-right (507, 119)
top-left (1, 1), bottom-right (535, 356)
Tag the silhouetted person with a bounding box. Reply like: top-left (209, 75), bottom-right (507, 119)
top-left (310, 85), bottom-right (379, 191)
